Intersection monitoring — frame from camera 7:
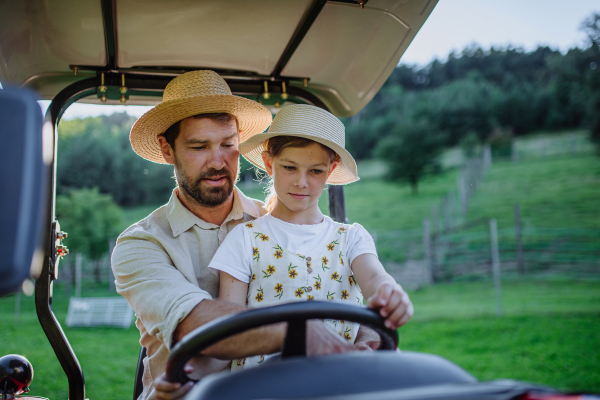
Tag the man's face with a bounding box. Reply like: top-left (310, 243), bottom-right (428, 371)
top-left (162, 117), bottom-right (240, 207)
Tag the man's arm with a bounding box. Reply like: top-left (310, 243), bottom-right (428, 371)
top-left (173, 299), bottom-right (285, 358)
top-left (174, 298), bottom-right (360, 359)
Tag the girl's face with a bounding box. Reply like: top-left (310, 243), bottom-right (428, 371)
top-left (263, 142), bottom-right (337, 218)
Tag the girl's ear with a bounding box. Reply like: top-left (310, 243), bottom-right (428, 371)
top-left (262, 152), bottom-right (274, 177)
top-left (327, 161), bottom-right (339, 178)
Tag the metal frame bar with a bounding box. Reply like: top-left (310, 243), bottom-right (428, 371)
top-left (100, 0), bottom-right (118, 70)
top-left (271, 0), bottom-right (328, 78)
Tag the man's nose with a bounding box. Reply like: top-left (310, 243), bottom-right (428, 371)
top-left (207, 147), bottom-right (226, 170)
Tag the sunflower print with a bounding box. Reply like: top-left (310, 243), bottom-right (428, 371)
top-left (307, 295), bottom-right (315, 301)
top-left (343, 327), bottom-right (352, 341)
top-left (274, 283), bottom-right (284, 300)
top-left (327, 239), bottom-right (338, 251)
top-left (295, 288), bottom-right (304, 298)
top-left (321, 256), bottom-right (330, 272)
top-left (313, 274), bottom-right (322, 290)
top-left (252, 273), bottom-right (256, 282)
top-left (254, 232), bottom-right (269, 241)
top-left (287, 263), bottom-right (298, 279)
top-left (253, 247), bottom-right (260, 261)
top-left (331, 271), bottom-right (340, 281)
top-left (273, 244), bottom-right (284, 259)
top-left (245, 222), bottom-right (254, 228)
top-left (255, 287), bottom-right (264, 302)
top-left (341, 290), bottom-right (349, 300)
top-left (236, 358), bottom-right (246, 366)
top-left (339, 251), bottom-right (344, 266)
top-left (348, 275), bottom-right (357, 286)
top-left (338, 227), bottom-right (347, 234)
top-left (262, 265), bottom-right (275, 278)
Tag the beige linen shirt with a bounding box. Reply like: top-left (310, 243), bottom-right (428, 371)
top-left (111, 187), bottom-right (264, 400)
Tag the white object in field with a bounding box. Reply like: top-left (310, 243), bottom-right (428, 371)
top-left (66, 297), bottom-right (133, 329)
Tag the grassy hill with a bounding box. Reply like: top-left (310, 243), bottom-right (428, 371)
top-left (119, 131), bottom-right (599, 235)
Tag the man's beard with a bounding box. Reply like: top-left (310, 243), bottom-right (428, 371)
top-left (174, 159), bottom-right (238, 208)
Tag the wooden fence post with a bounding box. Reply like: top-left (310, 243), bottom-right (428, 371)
top-left (423, 219), bottom-right (434, 284)
top-left (489, 219), bottom-right (502, 317)
top-left (431, 205), bottom-right (439, 236)
top-left (514, 204), bottom-right (525, 275)
top-left (458, 176), bottom-right (467, 216)
top-left (75, 253), bottom-right (82, 298)
top-left (483, 144), bottom-right (492, 169)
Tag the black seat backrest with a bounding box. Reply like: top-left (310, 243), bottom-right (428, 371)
top-left (133, 347), bottom-right (147, 400)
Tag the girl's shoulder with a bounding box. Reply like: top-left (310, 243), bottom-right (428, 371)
top-left (325, 216), bottom-right (368, 236)
top-left (239, 214), bottom-right (269, 231)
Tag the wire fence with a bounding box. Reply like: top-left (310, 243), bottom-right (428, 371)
top-left (55, 251), bottom-right (116, 297)
top-left (380, 214), bottom-right (600, 288)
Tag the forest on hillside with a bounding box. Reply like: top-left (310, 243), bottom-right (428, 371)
top-left (344, 17), bottom-right (600, 160)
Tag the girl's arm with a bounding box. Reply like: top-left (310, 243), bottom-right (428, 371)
top-left (351, 253), bottom-right (413, 329)
top-left (218, 271), bottom-right (250, 305)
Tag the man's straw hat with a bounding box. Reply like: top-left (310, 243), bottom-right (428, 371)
top-left (239, 104), bottom-right (359, 185)
top-left (130, 70), bottom-right (272, 164)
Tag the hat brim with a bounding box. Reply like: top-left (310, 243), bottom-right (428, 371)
top-left (130, 94), bottom-right (272, 164)
top-left (239, 132), bottom-right (359, 185)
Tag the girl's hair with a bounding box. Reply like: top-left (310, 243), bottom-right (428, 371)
top-left (263, 136), bottom-right (341, 212)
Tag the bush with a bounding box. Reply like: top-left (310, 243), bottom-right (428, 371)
top-left (376, 120), bottom-right (446, 194)
top-left (55, 187), bottom-right (123, 260)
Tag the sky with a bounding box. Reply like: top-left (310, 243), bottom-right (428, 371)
top-left (41, 0), bottom-right (599, 120)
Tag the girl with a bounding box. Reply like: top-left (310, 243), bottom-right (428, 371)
top-left (209, 104), bottom-right (413, 370)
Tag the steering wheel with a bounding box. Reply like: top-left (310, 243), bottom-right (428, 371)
top-left (165, 301), bottom-right (398, 384)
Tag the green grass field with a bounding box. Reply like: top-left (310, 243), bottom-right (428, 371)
top-left (1, 279), bottom-right (599, 399)
top-left (119, 132), bottom-right (599, 235)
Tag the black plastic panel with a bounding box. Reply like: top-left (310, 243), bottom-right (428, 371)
top-left (0, 86), bottom-right (47, 296)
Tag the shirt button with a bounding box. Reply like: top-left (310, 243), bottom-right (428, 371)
top-left (307, 286), bottom-right (313, 292)
top-left (307, 268), bottom-right (313, 274)
top-left (306, 257), bottom-right (311, 261)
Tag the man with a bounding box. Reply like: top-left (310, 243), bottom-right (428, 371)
top-left (112, 70), bottom-right (413, 400)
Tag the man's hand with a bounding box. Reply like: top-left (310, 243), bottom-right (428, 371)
top-left (366, 282), bottom-right (413, 330)
top-left (152, 365), bottom-right (195, 400)
top-left (306, 320), bottom-right (356, 356)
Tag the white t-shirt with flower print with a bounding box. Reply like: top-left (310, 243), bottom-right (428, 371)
top-left (208, 213), bottom-right (377, 283)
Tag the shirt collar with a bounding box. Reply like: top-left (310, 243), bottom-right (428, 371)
top-left (166, 187), bottom-right (262, 237)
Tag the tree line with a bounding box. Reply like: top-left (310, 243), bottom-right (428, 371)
top-left (345, 12), bottom-right (600, 191)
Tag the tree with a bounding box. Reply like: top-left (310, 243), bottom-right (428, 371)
top-left (57, 113), bottom-right (175, 207)
top-left (581, 12), bottom-right (600, 46)
top-left (55, 188), bottom-right (123, 282)
top-left (376, 120), bottom-right (446, 194)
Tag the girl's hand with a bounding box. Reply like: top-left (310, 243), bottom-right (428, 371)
top-left (153, 365), bottom-right (195, 400)
top-left (366, 282), bottom-right (413, 330)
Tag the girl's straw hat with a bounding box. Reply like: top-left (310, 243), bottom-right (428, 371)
top-left (239, 104), bottom-right (359, 185)
top-left (130, 70), bottom-right (272, 164)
